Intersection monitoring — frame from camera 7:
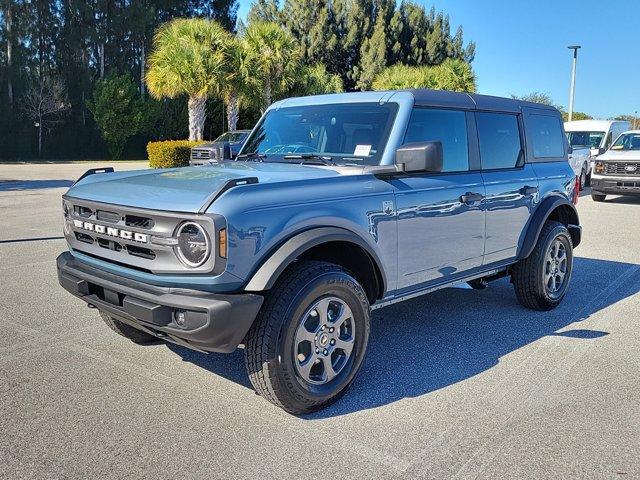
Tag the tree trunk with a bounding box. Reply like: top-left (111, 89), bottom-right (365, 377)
top-left (264, 76), bottom-right (272, 110)
top-left (38, 120), bottom-right (42, 158)
top-left (99, 43), bottom-right (105, 78)
top-left (188, 96), bottom-right (207, 141)
top-left (6, 1), bottom-right (13, 104)
top-left (140, 43), bottom-right (145, 95)
top-left (226, 91), bottom-right (239, 131)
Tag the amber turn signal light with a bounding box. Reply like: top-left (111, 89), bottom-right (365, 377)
top-left (218, 228), bottom-right (227, 258)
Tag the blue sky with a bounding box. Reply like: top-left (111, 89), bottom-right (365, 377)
top-left (236, 0), bottom-right (639, 119)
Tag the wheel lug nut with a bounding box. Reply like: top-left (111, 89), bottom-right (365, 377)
top-left (323, 349), bottom-right (328, 355)
top-left (329, 327), bottom-right (334, 333)
top-left (315, 348), bottom-right (319, 354)
top-left (321, 325), bottom-right (326, 331)
top-left (330, 339), bottom-right (335, 345)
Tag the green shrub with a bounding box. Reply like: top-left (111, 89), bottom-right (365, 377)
top-left (146, 140), bottom-right (205, 168)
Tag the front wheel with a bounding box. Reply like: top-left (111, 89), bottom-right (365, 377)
top-left (512, 221), bottom-right (573, 311)
top-left (591, 192), bottom-right (606, 202)
top-left (244, 261), bottom-right (370, 414)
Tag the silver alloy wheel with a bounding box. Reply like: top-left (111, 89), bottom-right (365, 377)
top-left (293, 296), bottom-right (355, 385)
top-left (544, 238), bottom-right (568, 298)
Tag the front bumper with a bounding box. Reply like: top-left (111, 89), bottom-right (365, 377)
top-left (591, 174), bottom-right (640, 196)
top-left (57, 252), bottom-right (263, 353)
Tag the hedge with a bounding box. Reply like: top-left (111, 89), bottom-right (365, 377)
top-left (146, 140), bottom-right (205, 168)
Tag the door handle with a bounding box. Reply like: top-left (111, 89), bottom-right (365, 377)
top-left (520, 185), bottom-right (538, 195)
top-left (460, 192), bottom-right (484, 204)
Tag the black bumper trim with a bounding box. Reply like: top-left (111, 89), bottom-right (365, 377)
top-left (57, 252), bottom-right (263, 353)
top-left (591, 177), bottom-right (640, 196)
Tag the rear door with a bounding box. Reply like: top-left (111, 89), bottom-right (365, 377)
top-left (476, 111), bottom-right (539, 265)
top-left (392, 108), bottom-right (485, 290)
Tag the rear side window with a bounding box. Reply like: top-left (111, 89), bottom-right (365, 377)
top-left (476, 112), bottom-right (522, 170)
top-left (528, 114), bottom-right (565, 158)
top-left (403, 108), bottom-right (469, 172)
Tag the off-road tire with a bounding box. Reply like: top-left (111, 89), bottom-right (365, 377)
top-left (244, 261), bottom-right (370, 415)
top-left (99, 311), bottom-right (159, 344)
top-left (512, 221), bottom-right (573, 311)
top-left (591, 192), bottom-right (606, 202)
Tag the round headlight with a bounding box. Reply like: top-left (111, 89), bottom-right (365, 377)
top-left (176, 222), bottom-right (210, 267)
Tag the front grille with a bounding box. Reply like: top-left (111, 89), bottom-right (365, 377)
top-left (74, 205), bottom-right (93, 218)
top-left (75, 232), bottom-right (94, 244)
top-left (97, 210), bottom-right (121, 223)
top-left (191, 148), bottom-right (213, 160)
top-left (604, 162), bottom-right (640, 175)
top-left (125, 214), bottom-right (154, 229)
top-left (63, 197), bottom-right (218, 274)
top-left (127, 244), bottom-right (156, 260)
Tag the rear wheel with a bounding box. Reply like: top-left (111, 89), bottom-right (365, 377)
top-left (99, 311), bottom-right (159, 344)
top-left (591, 192), bottom-right (606, 202)
top-left (244, 261), bottom-right (370, 414)
top-left (512, 221), bottom-right (573, 311)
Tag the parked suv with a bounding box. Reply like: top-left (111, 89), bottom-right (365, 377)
top-left (57, 90), bottom-right (581, 414)
top-left (590, 130), bottom-right (640, 201)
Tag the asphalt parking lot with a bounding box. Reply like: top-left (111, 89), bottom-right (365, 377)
top-left (1, 162), bottom-right (639, 479)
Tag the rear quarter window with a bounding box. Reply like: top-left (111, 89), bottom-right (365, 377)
top-left (528, 114), bottom-right (565, 158)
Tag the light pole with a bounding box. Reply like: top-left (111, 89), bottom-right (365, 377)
top-left (567, 45), bottom-right (581, 122)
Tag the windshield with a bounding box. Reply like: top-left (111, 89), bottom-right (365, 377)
top-left (239, 102), bottom-right (398, 165)
top-left (566, 131), bottom-right (605, 148)
top-left (611, 133), bottom-right (640, 151)
top-left (215, 131), bottom-right (249, 143)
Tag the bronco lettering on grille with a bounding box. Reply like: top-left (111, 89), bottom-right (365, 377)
top-left (72, 220), bottom-right (148, 243)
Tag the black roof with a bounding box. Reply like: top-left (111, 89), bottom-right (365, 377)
top-left (408, 89), bottom-right (558, 114)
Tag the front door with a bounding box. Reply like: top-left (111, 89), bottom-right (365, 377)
top-left (393, 108), bottom-right (486, 291)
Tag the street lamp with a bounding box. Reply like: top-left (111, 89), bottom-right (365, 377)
top-left (567, 45), bottom-right (581, 122)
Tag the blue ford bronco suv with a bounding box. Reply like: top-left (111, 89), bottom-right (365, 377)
top-left (58, 90), bottom-right (581, 414)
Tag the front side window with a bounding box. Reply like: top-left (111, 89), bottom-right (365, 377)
top-left (240, 103), bottom-right (398, 165)
top-left (566, 131), bottom-right (605, 149)
top-left (529, 114), bottom-right (565, 158)
top-left (476, 112), bottom-right (522, 170)
top-left (611, 133), bottom-right (640, 151)
top-left (403, 108), bottom-right (469, 172)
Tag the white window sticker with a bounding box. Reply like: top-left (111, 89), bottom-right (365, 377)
top-left (353, 144), bottom-right (372, 156)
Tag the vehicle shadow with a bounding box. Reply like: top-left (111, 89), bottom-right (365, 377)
top-left (167, 256), bottom-right (640, 417)
top-left (602, 195), bottom-right (640, 205)
top-left (0, 179), bottom-right (74, 191)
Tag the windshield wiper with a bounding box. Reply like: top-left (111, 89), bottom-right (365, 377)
top-left (282, 154), bottom-right (336, 165)
top-left (235, 152), bottom-right (266, 162)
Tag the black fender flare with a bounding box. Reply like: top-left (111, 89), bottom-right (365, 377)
top-left (517, 195), bottom-right (581, 260)
top-left (243, 226), bottom-right (386, 294)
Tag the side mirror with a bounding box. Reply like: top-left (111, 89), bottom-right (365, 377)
top-left (395, 141), bottom-right (443, 173)
top-left (220, 142), bottom-right (232, 160)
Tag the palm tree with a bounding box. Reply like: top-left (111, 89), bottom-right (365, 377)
top-left (222, 38), bottom-right (257, 131)
top-left (372, 60), bottom-right (476, 93)
top-left (243, 21), bottom-right (300, 110)
top-left (432, 58), bottom-right (477, 93)
top-left (146, 18), bottom-right (231, 141)
top-left (289, 63), bottom-right (344, 97)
